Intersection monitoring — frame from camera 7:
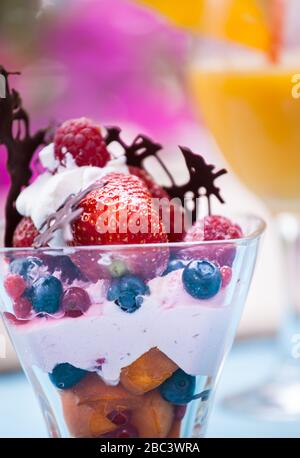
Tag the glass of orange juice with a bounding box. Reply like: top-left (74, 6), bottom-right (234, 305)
top-left (188, 0), bottom-right (300, 419)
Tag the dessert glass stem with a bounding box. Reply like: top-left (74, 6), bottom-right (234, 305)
top-left (224, 213), bottom-right (300, 420)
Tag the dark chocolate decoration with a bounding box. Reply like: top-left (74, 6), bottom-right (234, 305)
top-left (105, 126), bottom-right (175, 186)
top-left (33, 181), bottom-right (104, 248)
top-left (0, 66), bottom-right (48, 247)
top-left (170, 146), bottom-right (227, 220)
top-left (105, 127), bottom-right (227, 223)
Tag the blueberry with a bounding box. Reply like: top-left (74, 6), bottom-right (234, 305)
top-left (182, 260), bottom-right (221, 300)
top-left (49, 363), bottom-right (87, 389)
top-left (31, 275), bottom-right (63, 314)
top-left (162, 258), bottom-right (186, 276)
top-left (9, 256), bottom-right (43, 280)
top-left (107, 274), bottom-right (149, 313)
top-left (160, 369), bottom-right (196, 405)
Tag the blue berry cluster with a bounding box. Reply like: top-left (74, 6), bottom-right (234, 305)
top-left (9, 256), bottom-right (64, 315)
top-left (8, 254), bottom-right (94, 316)
top-left (107, 274), bottom-right (150, 313)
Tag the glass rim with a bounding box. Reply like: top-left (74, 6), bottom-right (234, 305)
top-left (0, 213), bottom-right (266, 254)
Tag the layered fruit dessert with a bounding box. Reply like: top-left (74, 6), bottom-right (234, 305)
top-left (0, 116), bottom-right (248, 438)
top-left (0, 67), bottom-right (260, 438)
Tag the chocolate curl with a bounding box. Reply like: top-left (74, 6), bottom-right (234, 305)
top-left (33, 182), bottom-right (104, 248)
top-left (168, 147), bottom-right (227, 222)
top-left (105, 126), bottom-right (175, 186)
top-left (105, 126), bottom-right (227, 223)
top-left (0, 66), bottom-right (48, 246)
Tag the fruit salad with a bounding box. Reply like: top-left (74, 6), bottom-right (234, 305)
top-left (0, 118), bottom-right (261, 438)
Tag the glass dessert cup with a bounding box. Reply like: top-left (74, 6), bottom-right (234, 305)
top-left (188, 0), bottom-right (300, 420)
top-left (0, 215), bottom-right (264, 438)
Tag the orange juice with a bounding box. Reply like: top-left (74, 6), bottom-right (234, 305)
top-left (137, 0), bottom-right (272, 52)
top-left (190, 54), bottom-right (300, 211)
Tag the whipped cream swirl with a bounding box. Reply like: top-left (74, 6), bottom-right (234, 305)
top-left (16, 143), bottom-right (129, 247)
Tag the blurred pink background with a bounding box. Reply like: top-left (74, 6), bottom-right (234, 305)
top-left (0, 0), bottom-right (193, 189)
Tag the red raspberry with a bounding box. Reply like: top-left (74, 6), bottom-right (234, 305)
top-left (13, 217), bottom-right (39, 248)
top-left (13, 297), bottom-right (32, 319)
top-left (220, 266), bottom-right (232, 288)
top-left (204, 215), bottom-right (242, 240)
top-left (62, 287), bottom-right (91, 314)
top-left (183, 215), bottom-right (242, 267)
top-left (4, 274), bottom-right (26, 300)
top-left (185, 215), bottom-right (242, 242)
top-left (71, 173), bottom-right (169, 278)
top-left (54, 118), bottom-right (110, 168)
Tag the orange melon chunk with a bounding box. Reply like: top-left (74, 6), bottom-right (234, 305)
top-left (70, 372), bottom-right (142, 414)
top-left (120, 348), bottom-right (178, 395)
top-left (61, 390), bottom-right (117, 437)
top-left (131, 390), bottom-right (174, 438)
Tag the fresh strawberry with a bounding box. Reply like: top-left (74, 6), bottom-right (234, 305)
top-left (72, 173), bottom-right (154, 245)
top-left (71, 173), bottom-right (169, 278)
top-left (183, 215), bottom-right (243, 267)
top-left (129, 166), bottom-right (185, 242)
top-left (54, 117), bottom-right (110, 168)
top-left (12, 217), bottom-right (39, 248)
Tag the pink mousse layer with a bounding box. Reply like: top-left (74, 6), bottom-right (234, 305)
top-left (9, 269), bottom-right (237, 385)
